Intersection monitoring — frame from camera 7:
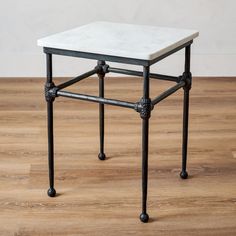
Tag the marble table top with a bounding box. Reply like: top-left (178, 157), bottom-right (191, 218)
top-left (38, 21), bottom-right (199, 61)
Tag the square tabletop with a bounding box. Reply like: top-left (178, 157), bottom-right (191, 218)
top-left (38, 21), bottom-right (199, 62)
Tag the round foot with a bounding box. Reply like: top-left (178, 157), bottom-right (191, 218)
top-left (180, 171), bottom-right (188, 179)
top-left (47, 187), bottom-right (56, 197)
top-left (98, 153), bottom-right (106, 161)
top-left (140, 213), bottom-right (149, 223)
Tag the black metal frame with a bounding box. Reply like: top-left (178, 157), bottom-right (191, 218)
top-left (44, 40), bottom-right (193, 223)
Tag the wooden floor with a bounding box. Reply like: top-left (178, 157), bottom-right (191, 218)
top-left (0, 77), bottom-right (236, 236)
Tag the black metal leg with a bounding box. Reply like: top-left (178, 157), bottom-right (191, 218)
top-left (180, 88), bottom-right (190, 179)
top-left (139, 66), bottom-right (152, 223)
top-left (180, 45), bottom-right (192, 179)
top-left (47, 101), bottom-right (56, 196)
top-left (97, 61), bottom-right (106, 160)
top-left (45, 53), bottom-right (56, 197)
top-left (140, 117), bottom-right (149, 222)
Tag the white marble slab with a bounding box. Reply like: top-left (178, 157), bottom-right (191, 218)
top-left (38, 21), bottom-right (199, 61)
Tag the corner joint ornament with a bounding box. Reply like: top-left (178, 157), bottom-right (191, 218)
top-left (135, 98), bottom-right (153, 119)
top-left (45, 82), bottom-right (58, 102)
top-left (95, 60), bottom-right (109, 75)
top-left (179, 71), bottom-right (192, 90)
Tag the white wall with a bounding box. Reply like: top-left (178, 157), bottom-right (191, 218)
top-left (0, 0), bottom-right (236, 77)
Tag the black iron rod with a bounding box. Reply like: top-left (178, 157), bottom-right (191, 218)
top-left (47, 101), bottom-right (54, 191)
top-left (185, 45), bottom-right (191, 74)
top-left (143, 67), bottom-right (150, 98)
top-left (46, 53), bottom-right (56, 197)
top-left (182, 88), bottom-right (189, 175)
top-left (46, 54), bottom-right (53, 83)
top-left (108, 67), bottom-right (142, 77)
top-left (140, 65), bottom-right (150, 222)
top-left (98, 61), bottom-right (106, 160)
top-left (180, 44), bottom-right (191, 179)
top-left (152, 81), bottom-right (185, 105)
top-left (108, 67), bottom-right (179, 82)
top-left (56, 69), bottom-right (97, 90)
top-left (57, 90), bottom-right (136, 109)
top-left (142, 118), bottom-right (149, 215)
top-left (99, 76), bottom-right (104, 154)
top-left (150, 72), bottom-right (179, 82)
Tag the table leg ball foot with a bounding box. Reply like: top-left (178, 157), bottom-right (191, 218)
top-left (180, 171), bottom-right (188, 179)
top-left (140, 213), bottom-right (149, 223)
top-left (98, 153), bottom-right (106, 160)
top-left (47, 187), bottom-right (56, 197)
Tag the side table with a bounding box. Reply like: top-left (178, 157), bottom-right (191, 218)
top-left (38, 21), bottom-right (199, 222)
